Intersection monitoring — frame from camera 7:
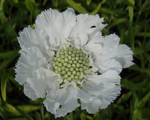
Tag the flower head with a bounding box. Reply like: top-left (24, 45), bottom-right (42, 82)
top-left (15, 8), bottom-right (134, 117)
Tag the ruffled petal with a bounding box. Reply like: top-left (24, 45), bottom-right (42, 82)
top-left (94, 34), bottom-right (134, 68)
top-left (61, 8), bottom-right (76, 39)
top-left (44, 99), bottom-right (60, 114)
top-left (18, 26), bottom-right (50, 50)
top-left (15, 52), bottom-right (33, 85)
top-left (55, 91), bottom-right (79, 118)
top-left (81, 99), bottom-right (102, 114)
top-left (27, 68), bottom-right (61, 98)
top-left (90, 70), bottom-right (121, 88)
top-left (26, 46), bottom-right (47, 66)
top-left (15, 46), bottom-right (47, 85)
top-left (111, 45), bottom-right (134, 68)
top-left (35, 8), bottom-right (76, 45)
top-left (73, 33), bottom-right (88, 48)
top-left (99, 85), bottom-right (121, 109)
top-left (35, 8), bottom-right (62, 44)
top-left (70, 14), bottom-right (104, 37)
top-left (43, 77), bottom-right (61, 114)
top-left (99, 44), bottom-right (134, 68)
top-left (98, 59), bottom-right (122, 73)
top-left (81, 70), bottom-right (121, 112)
top-left (24, 83), bottom-right (38, 100)
top-left (55, 82), bottom-right (80, 117)
top-left (84, 32), bottom-right (103, 53)
top-left (99, 34), bottom-right (120, 54)
top-left (76, 87), bottom-right (96, 103)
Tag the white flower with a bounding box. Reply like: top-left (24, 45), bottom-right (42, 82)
top-left (15, 8), bottom-right (134, 117)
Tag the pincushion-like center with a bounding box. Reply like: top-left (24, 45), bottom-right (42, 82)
top-left (53, 47), bottom-right (89, 81)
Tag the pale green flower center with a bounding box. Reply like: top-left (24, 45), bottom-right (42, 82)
top-left (53, 47), bottom-right (89, 81)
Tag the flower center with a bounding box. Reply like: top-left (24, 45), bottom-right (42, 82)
top-left (53, 47), bottom-right (89, 81)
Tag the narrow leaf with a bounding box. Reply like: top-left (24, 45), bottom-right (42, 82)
top-left (66, 0), bottom-right (88, 13)
top-left (87, 0), bottom-right (92, 5)
top-left (128, 0), bottom-right (135, 23)
top-left (0, 50), bottom-right (18, 59)
top-left (137, 92), bottom-right (150, 108)
top-left (1, 74), bottom-right (9, 101)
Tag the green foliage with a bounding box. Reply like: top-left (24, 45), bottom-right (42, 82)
top-left (0, 0), bottom-right (150, 120)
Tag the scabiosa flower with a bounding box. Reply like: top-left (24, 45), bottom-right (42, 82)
top-left (15, 8), bottom-right (134, 117)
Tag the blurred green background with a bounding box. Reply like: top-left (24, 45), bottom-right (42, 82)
top-left (0, 0), bottom-right (150, 120)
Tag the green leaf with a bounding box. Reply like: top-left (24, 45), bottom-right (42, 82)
top-left (117, 92), bottom-right (132, 104)
top-left (4, 103), bottom-right (40, 117)
top-left (128, 0), bottom-right (135, 24)
top-left (4, 103), bottom-right (20, 116)
top-left (18, 105), bottom-right (40, 113)
top-left (25, 0), bottom-right (39, 18)
top-left (0, 50), bottom-right (18, 59)
top-left (66, 0), bottom-right (88, 13)
top-left (141, 108), bottom-right (150, 119)
top-left (137, 92), bottom-right (150, 108)
top-left (80, 112), bottom-right (86, 120)
top-left (52, 0), bottom-right (58, 7)
top-left (14, 0), bottom-right (18, 3)
top-left (0, 0), bottom-right (7, 23)
top-left (87, 0), bottom-right (92, 5)
top-left (0, 55), bottom-right (18, 70)
top-left (136, 32), bottom-right (150, 37)
top-left (1, 73), bottom-right (9, 101)
top-left (35, 112), bottom-right (41, 120)
top-left (40, 104), bottom-right (44, 120)
top-left (16, 107), bottom-right (33, 120)
top-left (89, 1), bottom-right (104, 15)
top-left (108, 18), bottom-right (127, 29)
top-left (139, 0), bottom-right (150, 15)
top-left (42, 0), bottom-right (47, 6)
top-left (129, 65), bottom-right (150, 74)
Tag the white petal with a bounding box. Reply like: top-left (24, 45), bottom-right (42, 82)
top-left (15, 52), bottom-right (33, 85)
top-left (61, 8), bottom-right (76, 39)
top-left (87, 31), bottom-right (104, 44)
top-left (35, 8), bottom-right (76, 45)
top-left (91, 70), bottom-right (121, 88)
top-left (82, 80), bottom-right (104, 96)
top-left (15, 46), bottom-right (47, 85)
top-left (76, 87), bottom-right (96, 103)
top-left (112, 45), bottom-right (134, 68)
top-left (100, 44), bottom-right (134, 68)
top-left (55, 83), bottom-right (80, 118)
top-left (87, 21), bottom-right (107, 41)
top-left (70, 14), bottom-right (104, 37)
top-left (73, 33), bottom-right (88, 47)
top-left (99, 85), bottom-right (121, 109)
top-left (44, 99), bottom-right (60, 114)
top-left (55, 94), bottom-right (79, 118)
top-left (95, 34), bottom-right (134, 68)
top-left (43, 79), bottom-right (61, 114)
top-left (100, 34), bottom-right (120, 54)
top-left (35, 8), bottom-right (62, 44)
top-left (26, 46), bottom-right (47, 67)
top-left (84, 32), bottom-right (103, 59)
top-left (17, 27), bottom-right (32, 49)
top-left (82, 73), bottom-right (121, 111)
top-left (24, 83), bottom-right (38, 100)
top-left (81, 99), bottom-right (102, 114)
top-left (98, 59), bottom-right (122, 73)
top-left (27, 68), bottom-right (61, 98)
top-left (18, 26), bottom-right (50, 50)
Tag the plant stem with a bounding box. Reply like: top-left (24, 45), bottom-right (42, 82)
top-left (70, 112), bottom-right (73, 120)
